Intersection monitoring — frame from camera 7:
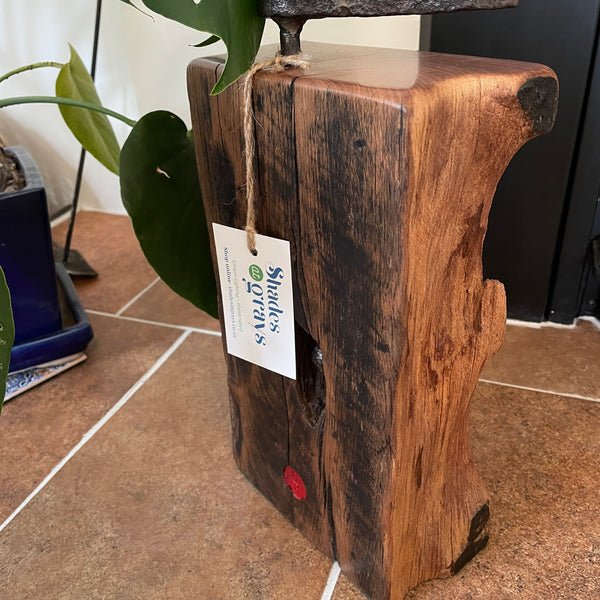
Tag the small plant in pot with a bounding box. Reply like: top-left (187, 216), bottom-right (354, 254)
top-left (0, 141), bottom-right (95, 410)
top-left (0, 145), bottom-right (63, 348)
top-left (0, 0), bottom-right (266, 407)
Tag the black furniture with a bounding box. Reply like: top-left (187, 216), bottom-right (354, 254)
top-left (425, 0), bottom-right (600, 323)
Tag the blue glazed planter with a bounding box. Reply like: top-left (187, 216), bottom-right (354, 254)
top-left (9, 262), bottom-right (94, 372)
top-left (0, 146), bottom-right (62, 344)
top-left (0, 146), bottom-right (93, 371)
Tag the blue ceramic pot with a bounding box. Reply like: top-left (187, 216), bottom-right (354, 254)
top-left (0, 146), bottom-right (62, 345)
top-left (0, 146), bottom-right (93, 372)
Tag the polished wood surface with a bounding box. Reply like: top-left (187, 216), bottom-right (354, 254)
top-left (187, 43), bottom-right (557, 600)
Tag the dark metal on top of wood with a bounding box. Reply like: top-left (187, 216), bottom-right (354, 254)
top-left (259, 0), bottom-right (517, 18)
top-left (259, 0), bottom-right (518, 54)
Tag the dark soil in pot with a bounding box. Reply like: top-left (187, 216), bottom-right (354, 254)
top-left (0, 147), bottom-right (25, 193)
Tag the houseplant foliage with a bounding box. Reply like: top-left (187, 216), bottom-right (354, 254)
top-left (0, 0), bottom-right (266, 390)
top-left (135, 0), bottom-right (265, 94)
top-left (120, 111), bottom-right (218, 317)
top-left (0, 267), bottom-right (15, 411)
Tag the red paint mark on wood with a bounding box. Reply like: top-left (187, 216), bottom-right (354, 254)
top-left (284, 466), bottom-right (307, 500)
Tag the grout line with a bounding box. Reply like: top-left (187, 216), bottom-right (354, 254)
top-left (86, 309), bottom-right (222, 337)
top-left (50, 210), bottom-right (74, 228)
top-left (506, 316), bottom-right (600, 331)
top-left (537, 321), bottom-right (578, 330)
top-left (579, 315), bottom-right (600, 331)
top-left (505, 318), bottom-right (543, 330)
top-left (320, 562), bottom-right (341, 600)
top-left (115, 278), bottom-right (160, 316)
top-left (0, 330), bottom-right (192, 535)
top-left (478, 378), bottom-right (600, 404)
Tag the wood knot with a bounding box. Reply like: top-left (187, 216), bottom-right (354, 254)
top-left (518, 76), bottom-right (558, 136)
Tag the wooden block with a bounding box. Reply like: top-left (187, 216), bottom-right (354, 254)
top-left (187, 43), bottom-right (557, 600)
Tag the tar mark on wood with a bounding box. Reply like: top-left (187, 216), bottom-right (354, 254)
top-left (230, 395), bottom-right (243, 458)
top-left (255, 92), bottom-right (264, 113)
top-left (326, 481), bottom-right (338, 560)
top-left (415, 446), bottom-right (423, 490)
top-left (450, 502), bottom-right (490, 574)
top-left (518, 77), bottom-right (558, 136)
top-left (377, 342), bottom-right (390, 353)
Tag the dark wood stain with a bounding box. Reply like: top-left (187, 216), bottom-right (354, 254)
top-left (518, 77), bottom-right (559, 136)
top-left (294, 324), bottom-right (326, 428)
top-left (450, 503), bottom-right (491, 574)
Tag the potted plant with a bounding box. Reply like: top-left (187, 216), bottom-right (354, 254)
top-left (0, 142), bottom-right (94, 403)
top-left (0, 0), bottom-right (263, 408)
top-left (0, 265), bottom-right (14, 408)
top-left (0, 145), bottom-right (64, 347)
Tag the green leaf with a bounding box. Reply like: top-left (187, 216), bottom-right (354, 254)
top-left (138, 0), bottom-right (265, 94)
top-left (192, 34), bottom-right (221, 48)
top-left (119, 0), bottom-right (153, 19)
top-left (120, 111), bottom-right (218, 318)
top-left (0, 266), bottom-right (15, 414)
top-left (56, 45), bottom-right (121, 174)
top-left (0, 96), bottom-right (136, 127)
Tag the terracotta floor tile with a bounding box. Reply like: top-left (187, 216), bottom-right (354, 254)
top-left (0, 313), bottom-right (181, 523)
top-left (333, 575), bottom-right (366, 599)
top-left (52, 212), bottom-right (157, 313)
top-left (123, 278), bottom-right (220, 332)
top-left (481, 320), bottom-right (600, 399)
top-left (6, 210), bottom-right (599, 599)
top-left (0, 334), bottom-right (333, 599)
top-left (333, 382), bottom-right (600, 600)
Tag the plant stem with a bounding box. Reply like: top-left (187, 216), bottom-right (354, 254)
top-left (0, 96), bottom-right (137, 127)
top-left (0, 62), bottom-right (64, 85)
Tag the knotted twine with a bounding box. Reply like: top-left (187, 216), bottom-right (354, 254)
top-left (243, 53), bottom-right (310, 255)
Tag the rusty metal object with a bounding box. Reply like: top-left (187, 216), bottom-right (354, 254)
top-left (259, 0), bottom-right (517, 18)
top-left (258, 0), bottom-right (518, 54)
top-left (273, 16), bottom-right (307, 56)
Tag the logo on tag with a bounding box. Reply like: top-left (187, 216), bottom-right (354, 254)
top-left (249, 264), bottom-right (263, 281)
top-left (212, 224), bottom-right (296, 380)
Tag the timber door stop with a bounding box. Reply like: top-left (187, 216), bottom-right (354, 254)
top-left (188, 42), bottom-right (558, 600)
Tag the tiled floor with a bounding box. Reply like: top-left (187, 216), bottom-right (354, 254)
top-left (1, 211), bottom-right (599, 599)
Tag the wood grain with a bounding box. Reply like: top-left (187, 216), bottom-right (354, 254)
top-left (187, 43), bottom-right (557, 600)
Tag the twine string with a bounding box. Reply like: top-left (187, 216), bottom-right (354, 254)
top-left (243, 53), bottom-right (310, 255)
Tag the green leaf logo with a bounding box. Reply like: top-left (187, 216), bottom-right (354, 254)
top-left (249, 264), bottom-right (263, 282)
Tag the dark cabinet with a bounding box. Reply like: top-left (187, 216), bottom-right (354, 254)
top-left (424, 0), bottom-right (600, 322)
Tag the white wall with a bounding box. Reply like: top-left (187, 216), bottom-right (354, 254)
top-left (0, 1), bottom-right (420, 215)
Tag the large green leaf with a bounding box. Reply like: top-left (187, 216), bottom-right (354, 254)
top-left (0, 267), bottom-right (15, 414)
top-left (193, 35), bottom-right (221, 48)
top-left (56, 45), bottom-right (121, 174)
top-left (120, 111), bottom-right (218, 317)
top-left (135, 0), bottom-right (265, 94)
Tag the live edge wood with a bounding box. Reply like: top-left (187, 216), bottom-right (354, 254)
top-left (187, 43), bottom-right (557, 600)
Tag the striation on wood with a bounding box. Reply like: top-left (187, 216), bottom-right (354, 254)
top-left (187, 43), bottom-right (557, 600)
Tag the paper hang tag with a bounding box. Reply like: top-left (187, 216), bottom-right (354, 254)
top-left (212, 223), bottom-right (296, 380)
